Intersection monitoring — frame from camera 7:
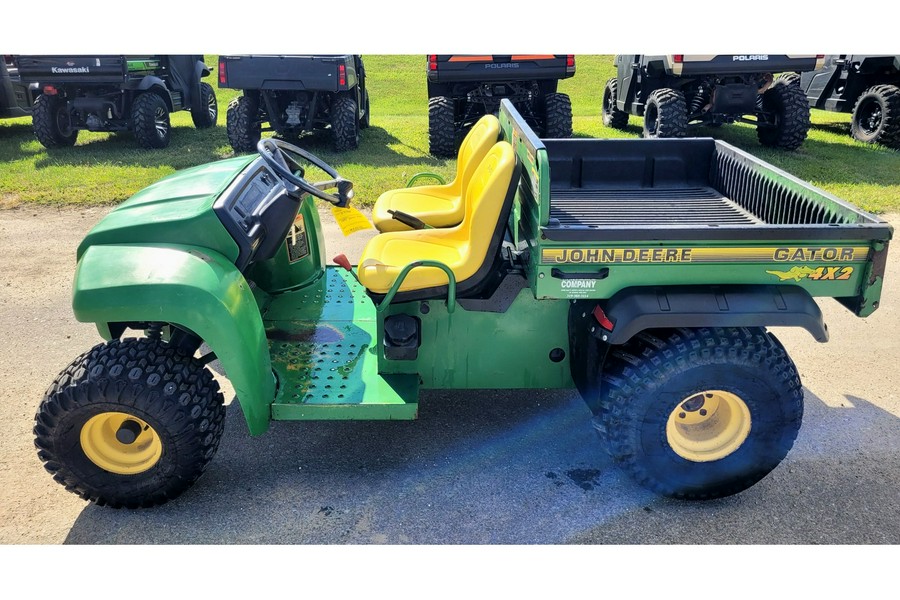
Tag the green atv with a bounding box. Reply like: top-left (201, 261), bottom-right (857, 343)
top-left (35, 99), bottom-right (891, 508)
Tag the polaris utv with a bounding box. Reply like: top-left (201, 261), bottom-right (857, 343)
top-left (603, 55), bottom-right (823, 150)
top-left (1, 55), bottom-right (33, 119)
top-left (218, 55), bottom-right (369, 153)
top-left (13, 55), bottom-right (217, 149)
top-left (791, 55), bottom-right (900, 150)
top-left (426, 54), bottom-right (575, 157)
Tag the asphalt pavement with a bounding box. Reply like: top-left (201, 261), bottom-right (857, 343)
top-left (1, 205), bottom-right (899, 545)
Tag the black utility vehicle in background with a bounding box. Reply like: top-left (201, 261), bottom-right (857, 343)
top-left (218, 55), bottom-right (369, 153)
top-left (1, 55), bottom-right (33, 119)
top-left (790, 55), bottom-right (900, 150)
top-left (603, 55), bottom-right (824, 150)
top-left (13, 55), bottom-right (217, 149)
top-left (426, 54), bottom-right (575, 157)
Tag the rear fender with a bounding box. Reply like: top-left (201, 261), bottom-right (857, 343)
top-left (72, 244), bottom-right (274, 435)
top-left (589, 285), bottom-right (829, 345)
top-left (134, 77), bottom-right (174, 111)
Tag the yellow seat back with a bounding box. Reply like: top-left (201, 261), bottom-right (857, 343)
top-left (357, 140), bottom-right (518, 295)
top-left (451, 114), bottom-right (501, 195)
top-left (456, 140), bottom-right (517, 274)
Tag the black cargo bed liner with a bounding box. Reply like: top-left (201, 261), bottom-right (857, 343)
top-left (540, 138), bottom-right (892, 242)
top-left (549, 187), bottom-right (762, 227)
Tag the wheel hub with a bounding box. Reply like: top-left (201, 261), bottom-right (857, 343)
top-left (80, 412), bottom-right (162, 475)
top-left (665, 390), bottom-right (752, 462)
top-left (861, 102), bottom-right (883, 134)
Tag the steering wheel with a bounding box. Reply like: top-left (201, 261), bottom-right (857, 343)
top-left (257, 138), bottom-right (354, 207)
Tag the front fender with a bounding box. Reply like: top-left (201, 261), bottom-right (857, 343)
top-left (73, 244), bottom-right (274, 435)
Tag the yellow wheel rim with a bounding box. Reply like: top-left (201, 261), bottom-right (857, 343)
top-left (665, 390), bottom-right (752, 462)
top-left (80, 412), bottom-right (163, 475)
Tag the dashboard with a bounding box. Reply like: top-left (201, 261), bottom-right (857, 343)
top-left (213, 158), bottom-right (301, 271)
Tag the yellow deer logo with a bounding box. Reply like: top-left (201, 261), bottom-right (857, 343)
top-left (766, 266), bottom-right (818, 282)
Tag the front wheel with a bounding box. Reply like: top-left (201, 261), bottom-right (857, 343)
top-left (428, 95), bottom-right (457, 158)
top-left (850, 84), bottom-right (900, 149)
top-left (32, 93), bottom-right (78, 148)
top-left (596, 327), bottom-right (803, 500)
top-left (33, 338), bottom-right (226, 508)
top-left (132, 92), bottom-right (171, 149)
top-left (601, 77), bottom-right (629, 129)
top-left (359, 89), bottom-right (370, 129)
top-left (191, 82), bottom-right (218, 128)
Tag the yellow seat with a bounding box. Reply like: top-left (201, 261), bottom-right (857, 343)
top-left (359, 141), bottom-right (517, 295)
top-left (371, 114), bottom-right (501, 232)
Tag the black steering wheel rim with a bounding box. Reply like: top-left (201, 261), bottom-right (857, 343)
top-left (257, 138), bottom-right (352, 206)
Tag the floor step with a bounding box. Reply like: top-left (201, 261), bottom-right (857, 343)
top-left (266, 268), bottom-right (419, 420)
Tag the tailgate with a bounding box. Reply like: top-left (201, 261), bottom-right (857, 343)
top-left (14, 55), bottom-right (128, 83)
top-left (428, 54), bottom-right (574, 82)
top-left (668, 54), bottom-right (825, 76)
top-left (218, 55), bottom-right (346, 91)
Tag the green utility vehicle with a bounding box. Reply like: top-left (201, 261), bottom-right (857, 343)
top-left (35, 99), bottom-right (891, 508)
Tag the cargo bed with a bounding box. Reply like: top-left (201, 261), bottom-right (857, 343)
top-left (497, 100), bottom-right (892, 317)
top-left (541, 138), bottom-right (891, 241)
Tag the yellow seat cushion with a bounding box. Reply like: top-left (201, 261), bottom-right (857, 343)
top-left (372, 114), bottom-right (501, 232)
top-left (359, 141), bottom-right (515, 295)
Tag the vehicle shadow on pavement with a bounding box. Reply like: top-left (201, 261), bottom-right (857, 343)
top-left (566, 389), bottom-right (900, 544)
top-left (61, 386), bottom-right (900, 544)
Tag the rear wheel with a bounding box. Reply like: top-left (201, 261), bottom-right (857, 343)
top-left (542, 92), bottom-right (572, 138)
top-left (642, 88), bottom-right (687, 138)
top-left (32, 93), bottom-right (78, 148)
top-left (850, 84), bottom-right (900, 149)
top-left (756, 76), bottom-right (810, 150)
top-left (191, 82), bottom-right (218, 128)
top-left (33, 338), bottom-right (226, 508)
top-left (601, 77), bottom-right (629, 129)
top-left (428, 95), bottom-right (457, 158)
top-left (331, 94), bottom-right (360, 151)
top-left (132, 92), bottom-right (171, 149)
top-left (596, 327), bottom-right (803, 500)
top-left (226, 94), bottom-right (261, 153)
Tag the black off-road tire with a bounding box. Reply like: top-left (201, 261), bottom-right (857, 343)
top-left (132, 92), bottom-right (171, 149)
top-left (757, 76), bottom-right (810, 150)
top-left (601, 77), bottom-right (629, 129)
top-left (191, 82), bottom-right (218, 129)
top-left (596, 327), bottom-right (804, 500)
top-left (32, 93), bottom-right (78, 148)
top-left (428, 95), bottom-right (457, 158)
top-left (331, 94), bottom-right (360, 151)
top-left (359, 90), bottom-right (370, 129)
top-left (850, 84), bottom-right (900, 150)
top-left (33, 338), bottom-right (226, 508)
top-left (642, 88), bottom-right (688, 138)
top-left (226, 95), bottom-right (261, 153)
top-left (542, 92), bottom-right (573, 138)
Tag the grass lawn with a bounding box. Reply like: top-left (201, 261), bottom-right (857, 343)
top-left (1, 55), bottom-right (898, 213)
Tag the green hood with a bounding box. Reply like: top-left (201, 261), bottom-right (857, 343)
top-left (77, 155), bottom-right (257, 262)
